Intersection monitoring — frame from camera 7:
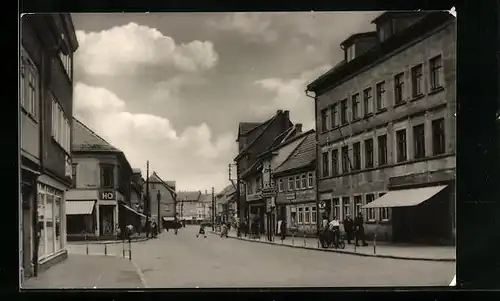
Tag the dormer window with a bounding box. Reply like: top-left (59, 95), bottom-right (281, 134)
top-left (346, 44), bottom-right (356, 62)
top-left (378, 20), bottom-right (394, 42)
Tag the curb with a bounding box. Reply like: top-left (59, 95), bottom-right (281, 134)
top-left (70, 237), bottom-right (151, 245)
top-left (209, 231), bottom-right (455, 263)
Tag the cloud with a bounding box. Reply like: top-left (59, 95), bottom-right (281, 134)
top-left (208, 13), bottom-right (279, 42)
top-left (254, 64), bottom-right (332, 130)
top-left (73, 82), bottom-right (237, 191)
top-left (75, 22), bottom-right (219, 76)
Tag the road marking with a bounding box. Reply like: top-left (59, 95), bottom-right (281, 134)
top-left (131, 258), bottom-right (150, 288)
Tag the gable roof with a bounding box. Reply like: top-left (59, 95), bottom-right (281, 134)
top-left (235, 111), bottom-right (292, 161)
top-left (177, 191), bottom-right (201, 202)
top-left (72, 118), bottom-right (120, 152)
top-left (274, 131), bottom-right (316, 175)
top-left (238, 122), bottom-right (263, 137)
top-left (148, 172), bottom-right (176, 197)
top-left (198, 193), bottom-right (212, 203)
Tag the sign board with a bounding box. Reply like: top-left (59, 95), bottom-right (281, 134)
top-left (285, 193), bottom-right (296, 201)
top-left (100, 190), bottom-right (116, 200)
top-left (261, 189), bottom-right (276, 198)
top-left (319, 201), bottom-right (326, 209)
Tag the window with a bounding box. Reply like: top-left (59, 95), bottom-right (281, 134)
top-left (308, 172), bottom-right (314, 188)
top-left (304, 207), bottom-right (310, 223)
top-left (396, 129), bottom-right (407, 162)
top-left (366, 194), bottom-right (376, 221)
top-left (100, 164), bottom-right (115, 189)
top-left (353, 142), bottom-right (361, 170)
top-left (430, 55), bottom-right (443, 90)
top-left (376, 81), bottom-right (386, 111)
top-left (322, 152), bottom-right (329, 177)
top-left (288, 177), bottom-right (294, 191)
top-left (380, 208), bottom-right (389, 220)
top-left (394, 72), bottom-right (405, 105)
top-left (301, 174), bottom-right (307, 189)
top-left (354, 195), bottom-right (363, 216)
top-left (341, 146), bottom-right (350, 173)
top-left (413, 124), bottom-right (426, 159)
top-left (58, 51), bottom-right (72, 80)
top-left (352, 93), bottom-right (360, 120)
top-left (298, 207), bottom-right (304, 224)
top-left (311, 206), bottom-right (317, 223)
top-left (432, 118), bottom-right (446, 155)
top-left (331, 149), bottom-right (339, 176)
top-left (364, 139), bottom-right (374, 168)
top-left (346, 44), bottom-right (356, 62)
top-left (411, 64), bottom-right (424, 97)
top-left (51, 97), bottom-right (71, 154)
top-left (340, 99), bottom-right (348, 124)
top-left (295, 175), bottom-right (301, 190)
top-left (363, 88), bottom-right (373, 116)
top-left (330, 104), bottom-right (338, 128)
top-left (37, 184), bottom-right (64, 260)
top-left (20, 48), bottom-right (39, 119)
top-left (378, 21), bottom-right (393, 41)
top-left (278, 179), bottom-right (284, 192)
top-left (256, 176), bottom-right (262, 191)
top-left (378, 135), bottom-right (388, 166)
top-left (72, 164), bottom-right (77, 188)
top-left (321, 109), bottom-right (328, 132)
top-left (333, 198), bottom-right (341, 220)
top-left (342, 197), bottom-right (351, 218)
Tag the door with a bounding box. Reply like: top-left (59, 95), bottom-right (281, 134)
top-left (100, 205), bottom-right (115, 236)
top-left (21, 184), bottom-right (33, 277)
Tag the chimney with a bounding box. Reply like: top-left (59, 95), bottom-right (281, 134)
top-left (283, 110), bottom-right (290, 119)
top-left (295, 123), bottom-right (302, 133)
top-left (205, 189), bottom-right (207, 195)
top-left (276, 110), bottom-right (283, 115)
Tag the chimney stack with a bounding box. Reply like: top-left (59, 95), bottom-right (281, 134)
top-left (295, 123), bottom-right (302, 133)
top-left (283, 110), bottom-right (290, 119)
top-left (205, 189), bottom-right (207, 195)
top-left (276, 110), bottom-right (283, 115)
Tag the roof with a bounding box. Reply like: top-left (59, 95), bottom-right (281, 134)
top-left (132, 168), bottom-right (142, 174)
top-left (258, 129), bottom-right (315, 160)
top-left (340, 31), bottom-right (378, 48)
top-left (177, 191), bottom-right (201, 202)
top-left (307, 12), bottom-right (453, 93)
top-left (72, 118), bottom-right (120, 152)
top-left (198, 193), bottom-right (212, 203)
top-left (274, 132), bottom-right (316, 175)
top-left (217, 184), bottom-right (236, 198)
top-left (238, 122), bottom-right (263, 137)
top-left (148, 173), bottom-right (176, 197)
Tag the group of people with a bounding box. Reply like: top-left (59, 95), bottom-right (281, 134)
top-left (321, 213), bottom-right (368, 246)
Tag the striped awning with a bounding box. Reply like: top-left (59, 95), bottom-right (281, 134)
top-left (66, 200), bottom-right (95, 215)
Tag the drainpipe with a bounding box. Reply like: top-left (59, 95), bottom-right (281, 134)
top-left (305, 89), bottom-right (321, 240)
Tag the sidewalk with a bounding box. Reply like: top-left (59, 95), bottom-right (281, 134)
top-left (69, 233), bottom-right (150, 245)
top-left (21, 254), bottom-right (146, 289)
top-left (211, 230), bottom-right (455, 262)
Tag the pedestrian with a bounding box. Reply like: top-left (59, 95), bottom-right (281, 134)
top-left (354, 213), bottom-right (368, 246)
top-left (280, 218), bottom-right (287, 240)
top-left (220, 222), bottom-right (228, 238)
top-left (329, 216), bottom-right (341, 246)
top-left (343, 214), bottom-right (354, 244)
top-left (196, 223), bottom-right (207, 238)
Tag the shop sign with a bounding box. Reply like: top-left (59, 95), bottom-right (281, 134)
top-left (247, 192), bottom-right (262, 202)
top-left (100, 190), bottom-right (116, 200)
top-left (285, 193), bottom-right (296, 201)
top-left (261, 188), bottom-right (276, 198)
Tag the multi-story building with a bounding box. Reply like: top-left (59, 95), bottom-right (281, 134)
top-left (197, 191), bottom-right (213, 222)
top-left (176, 191), bottom-right (202, 224)
top-left (215, 184), bottom-right (236, 223)
top-left (20, 14), bottom-right (79, 280)
top-left (307, 12), bottom-right (456, 244)
top-left (234, 110), bottom-right (293, 224)
top-left (146, 172), bottom-right (176, 225)
top-left (67, 118), bottom-right (135, 240)
top-left (130, 168), bottom-right (143, 211)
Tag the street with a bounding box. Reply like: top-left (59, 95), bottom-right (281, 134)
top-left (128, 226), bottom-right (454, 288)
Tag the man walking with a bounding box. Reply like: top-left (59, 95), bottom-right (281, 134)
top-left (354, 213), bottom-right (368, 246)
top-left (343, 215), bottom-right (354, 244)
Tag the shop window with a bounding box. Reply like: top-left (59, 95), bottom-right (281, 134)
top-left (342, 197), bottom-right (351, 218)
top-left (290, 210), bottom-right (297, 226)
top-left (366, 194), bottom-right (376, 221)
top-left (298, 207), bottom-right (304, 224)
top-left (304, 207), bottom-right (310, 223)
top-left (378, 192), bottom-right (389, 221)
top-left (333, 198), bottom-right (341, 220)
top-left (311, 206), bottom-right (317, 224)
top-left (37, 184), bottom-right (64, 260)
top-left (354, 195), bottom-right (363, 216)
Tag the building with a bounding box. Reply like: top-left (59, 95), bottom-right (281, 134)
top-left (234, 110), bottom-right (293, 224)
top-left (197, 191), bottom-right (213, 222)
top-left (215, 184), bottom-right (236, 223)
top-left (20, 14), bottom-right (79, 280)
top-left (272, 130), bottom-right (317, 237)
top-left (146, 172), bottom-right (176, 225)
top-left (176, 191), bottom-right (202, 224)
top-left (306, 12), bottom-right (456, 244)
top-left (130, 168), bottom-right (144, 212)
top-left (67, 118), bottom-right (138, 240)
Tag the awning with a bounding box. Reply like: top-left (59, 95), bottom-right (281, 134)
top-left (363, 185), bottom-right (447, 209)
top-left (163, 217), bottom-right (176, 221)
top-left (120, 203), bottom-right (147, 218)
top-left (66, 200), bottom-right (95, 215)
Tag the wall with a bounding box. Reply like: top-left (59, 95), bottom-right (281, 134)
top-left (72, 156), bottom-right (101, 189)
top-left (21, 114), bottom-right (40, 164)
top-left (147, 182), bottom-right (176, 219)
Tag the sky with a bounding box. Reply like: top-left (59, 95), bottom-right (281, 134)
top-left (71, 11), bottom-right (381, 192)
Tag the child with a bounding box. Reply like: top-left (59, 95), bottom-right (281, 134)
top-left (196, 223), bottom-right (207, 238)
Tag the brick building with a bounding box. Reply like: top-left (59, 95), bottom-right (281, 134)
top-left (234, 110), bottom-right (293, 226)
top-left (307, 12), bottom-right (456, 244)
top-left (20, 14), bottom-right (79, 281)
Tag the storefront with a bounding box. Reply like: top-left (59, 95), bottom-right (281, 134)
top-left (247, 192), bottom-right (265, 234)
top-left (276, 189), bottom-right (317, 236)
top-left (20, 165), bottom-right (40, 279)
top-left (66, 200), bottom-right (96, 237)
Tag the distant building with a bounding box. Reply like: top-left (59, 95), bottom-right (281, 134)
top-left (307, 12), bottom-right (456, 244)
top-left (176, 191), bottom-right (202, 224)
top-left (215, 185), bottom-right (237, 223)
top-left (20, 13), bottom-right (79, 279)
top-left (198, 191), bottom-right (213, 222)
top-left (146, 172), bottom-right (176, 225)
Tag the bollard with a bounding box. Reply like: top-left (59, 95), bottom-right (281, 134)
top-left (373, 235), bottom-right (377, 255)
top-left (104, 244), bottom-right (107, 256)
top-left (303, 233), bottom-right (307, 247)
top-left (86, 244), bottom-right (89, 255)
top-left (292, 233), bottom-right (295, 246)
top-left (122, 241), bottom-right (125, 258)
top-left (354, 242), bottom-right (357, 253)
top-left (129, 238), bottom-right (132, 260)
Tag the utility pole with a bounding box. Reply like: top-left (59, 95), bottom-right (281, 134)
top-left (157, 189), bottom-right (161, 231)
top-left (212, 186), bottom-right (215, 231)
top-left (145, 160), bottom-right (150, 238)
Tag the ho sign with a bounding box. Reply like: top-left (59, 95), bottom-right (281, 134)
top-left (100, 190), bottom-right (116, 200)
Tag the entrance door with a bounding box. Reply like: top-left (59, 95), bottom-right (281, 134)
top-left (21, 184), bottom-right (33, 277)
top-left (99, 205), bottom-right (115, 236)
